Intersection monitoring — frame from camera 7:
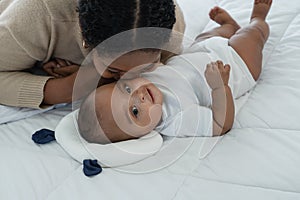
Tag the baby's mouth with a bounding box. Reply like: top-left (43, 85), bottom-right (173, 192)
top-left (147, 88), bottom-right (154, 104)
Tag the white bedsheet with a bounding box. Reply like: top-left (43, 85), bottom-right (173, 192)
top-left (1, 0), bottom-right (300, 199)
top-left (0, 103), bottom-right (70, 124)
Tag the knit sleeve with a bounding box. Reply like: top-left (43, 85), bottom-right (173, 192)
top-left (0, 72), bottom-right (51, 109)
top-left (160, 0), bottom-right (186, 63)
top-left (173, 0), bottom-right (186, 35)
top-left (0, 0), bottom-right (52, 108)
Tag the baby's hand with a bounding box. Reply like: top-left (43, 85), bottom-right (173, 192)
top-left (43, 58), bottom-right (79, 78)
top-left (205, 60), bottom-right (230, 90)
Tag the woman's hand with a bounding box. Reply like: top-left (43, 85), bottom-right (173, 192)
top-left (43, 72), bottom-right (78, 105)
top-left (43, 58), bottom-right (79, 78)
top-left (205, 60), bottom-right (230, 89)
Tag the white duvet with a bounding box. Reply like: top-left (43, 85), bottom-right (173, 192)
top-left (0, 104), bottom-right (67, 124)
top-left (1, 0), bottom-right (300, 199)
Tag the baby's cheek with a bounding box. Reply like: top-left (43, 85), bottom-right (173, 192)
top-left (148, 104), bottom-right (163, 128)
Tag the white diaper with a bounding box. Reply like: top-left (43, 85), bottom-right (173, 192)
top-left (186, 36), bottom-right (256, 98)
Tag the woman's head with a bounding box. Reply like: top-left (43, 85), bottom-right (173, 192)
top-left (78, 0), bottom-right (176, 49)
top-left (78, 77), bottom-right (163, 144)
top-left (77, 0), bottom-right (177, 79)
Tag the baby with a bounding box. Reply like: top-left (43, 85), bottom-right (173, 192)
top-left (78, 0), bottom-right (272, 144)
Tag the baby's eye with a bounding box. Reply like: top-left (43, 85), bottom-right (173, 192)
top-left (125, 85), bottom-right (132, 94)
top-left (131, 106), bottom-right (139, 118)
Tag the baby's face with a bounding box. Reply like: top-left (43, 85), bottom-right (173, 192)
top-left (97, 77), bottom-right (163, 138)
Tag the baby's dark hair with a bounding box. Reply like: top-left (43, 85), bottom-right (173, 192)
top-left (77, 0), bottom-right (176, 52)
top-left (77, 91), bottom-right (104, 144)
top-left (78, 88), bottom-right (137, 144)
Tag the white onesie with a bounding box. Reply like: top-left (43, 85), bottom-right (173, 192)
top-left (142, 37), bottom-right (256, 137)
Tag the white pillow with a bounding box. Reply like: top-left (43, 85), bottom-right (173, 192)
top-left (55, 109), bottom-right (163, 168)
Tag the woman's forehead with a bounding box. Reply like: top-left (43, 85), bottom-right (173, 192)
top-left (106, 51), bottom-right (160, 70)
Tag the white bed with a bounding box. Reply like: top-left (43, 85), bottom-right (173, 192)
top-left (1, 0), bottom-right (300, 199)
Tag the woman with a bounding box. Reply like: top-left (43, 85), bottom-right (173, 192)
top-left (0, 0), bottom-right (185, 108)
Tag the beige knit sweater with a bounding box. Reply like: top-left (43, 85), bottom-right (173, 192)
top-left (0, 0), bottom-right (185, 109)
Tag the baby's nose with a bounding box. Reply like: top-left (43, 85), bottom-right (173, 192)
top-left (138, 87), bottom-right (149, 103)
top-left (139, 90), bottom-right (146, 102)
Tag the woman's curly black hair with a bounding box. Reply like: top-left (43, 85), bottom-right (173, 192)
top-left (77, 0), bottom-right (176, 52)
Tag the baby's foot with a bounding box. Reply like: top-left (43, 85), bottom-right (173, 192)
top-left (251, 0), bottom-right (272, 20)
top-left (209, 6), bottom-right (240, 31)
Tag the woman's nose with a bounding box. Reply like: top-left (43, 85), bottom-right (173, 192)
top-left (121, 72), bottom-right (140, 79)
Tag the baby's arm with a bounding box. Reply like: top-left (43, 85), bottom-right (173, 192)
top-left (205, 60), bottom-right (234, 136)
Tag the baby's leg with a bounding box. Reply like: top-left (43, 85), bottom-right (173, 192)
top-left (195, 7), bottom-right (240, 42)
top-left (229, 0), bottom-right (272, 81)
